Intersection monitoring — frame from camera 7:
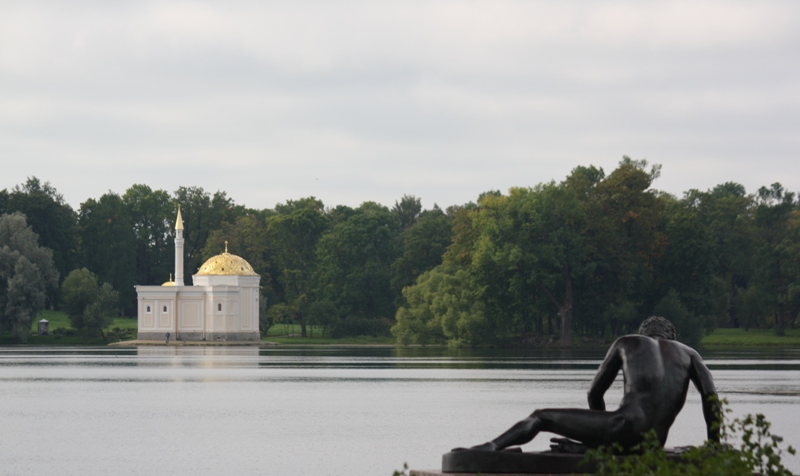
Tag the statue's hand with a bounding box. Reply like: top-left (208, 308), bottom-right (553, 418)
top-left (549, 437), bottom-right (589, 454)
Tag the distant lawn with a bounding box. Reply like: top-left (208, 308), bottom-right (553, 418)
top-left (265, 335), bottom-right (397, 345)
top-left (30, 310), bottom-right (137, 332)
top-left (1, 314), bottom-right (395, 346)
top-left (0, 310), bottom-right (138, 345)
top-left (263, 323), bottom-right (396, 345)
top-left (10, 318), bottom-right (800, 347)
top-left (0, 334), bottom-right (110, 345)
top-left (702, 327), bottom-right (800, 347)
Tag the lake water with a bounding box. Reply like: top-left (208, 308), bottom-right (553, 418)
top-left (1, 346), bottom-right (799, 475)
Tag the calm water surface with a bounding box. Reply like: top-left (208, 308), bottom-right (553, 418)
top-left (1, 346), bottom-right (799, 475)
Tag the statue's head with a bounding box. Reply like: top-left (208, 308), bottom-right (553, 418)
top-left (638, 316), bottom-right (677, 340)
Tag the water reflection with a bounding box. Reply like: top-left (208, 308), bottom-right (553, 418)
top-left (137, 345), bottom-right (260, 368)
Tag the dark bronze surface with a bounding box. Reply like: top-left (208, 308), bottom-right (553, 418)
top-left (447, 317), bottom-right (719, 473)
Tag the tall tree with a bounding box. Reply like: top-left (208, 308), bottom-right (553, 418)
top-left (390, 205), bottom-right (453, 299)
top-left (691, 183), bottom-right (755, 327)
top-left (0, 213), bottom-right (59, 341)
top-left (576, 158), bottom-right (666, 336)
top-left (316, 202), bottom-right (399, 320)
top-left (4, 178), bottom-right (78, 299)
top-left (122, 184), bottom-right (173, 285)
top-left (442, 204), bottom-right (479, 267)
top-left (392, 195), bottom-right (422, 230)
top-left (392, 265), bottom-right (488, 346)
top-left (79, 193), bottom-right (136, 315)
top-left (752, 183), bottom-right (799, 335)
top-left (266, 198), bottom-right (329, 337)
top-left (469, 183), bottom-right (588, 344)
top-left (652, 197), bottom-right (722, 342)
top-left (61, 268), bottom-right (119, 342)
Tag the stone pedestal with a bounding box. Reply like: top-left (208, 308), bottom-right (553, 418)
top-left (411, 446), bottom-right (695, 475)
top-left (412, 471), bottom-right (587, 476)
top-left (439, 449), bottom-right (594, 474)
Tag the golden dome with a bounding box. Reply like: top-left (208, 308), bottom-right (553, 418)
top-left (162, 274), bottom-right (176, 286)
top-left (196, 244), bottom-right (258, 276)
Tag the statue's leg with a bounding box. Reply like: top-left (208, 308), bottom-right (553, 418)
top-left (487, 408), bottom-right (612, 449)
top-left (528, 408), bottom-right (612, 447)
top-left (462, 408), bottom-right (613, 452)
top-left (485, 414), bottom-right (546, 450)
top-left (453, 416), bottom-right (544, 452)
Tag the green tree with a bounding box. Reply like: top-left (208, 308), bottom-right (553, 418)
top-left (4, 178), bottom-right (78, 302)
top-left (575, 158), bottom-right (666, 336)
top-left (0, 213), bottom-right (59, 342)
top-left (733, 284), bottom-right (772, 330)
top-left (441, 194), bottom-right (516, 339)
top-left (653, 289), bottom-right (703, 347)
top-left (266, 198), bottom-right (329, 337)
top-left (466, 183), bottom-right (588, 343)
top-left (85, 283), bottom-right (119, 341)
top-left (752, 183), bottom-right (798, 335)
top-left (392, 265), bottom-right (488, 346)
top-left (61, 268), bottom-right (119, 341)
top-left (525, 183), bottom-right (588, 343)
top-left (441, 203), bottom-right (480, 268)
top-left (79, 193), bottom-right (136, 314)
top-left (587, 402), bottom-right (795, 476)
top-left (690, 183), bottom-right (755, 328)
top-left (316, 202), bottom-right (400, 321)
top-left (392, 194), bottom-right (422, 230)
top-left (122, 184), bottom-right (173, 285)
top-left (390, 205), bottom-right (453, 299)
top-left (652, 196), bottom-right (725, 336)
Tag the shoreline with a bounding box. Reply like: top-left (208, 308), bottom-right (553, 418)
top-left (108, 339), bottom-right (400, 348)
top-left (4, 327), bottom-right (800, 349)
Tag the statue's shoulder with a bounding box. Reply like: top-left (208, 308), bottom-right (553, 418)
top-left (612, 334), bottom-right (652, 346)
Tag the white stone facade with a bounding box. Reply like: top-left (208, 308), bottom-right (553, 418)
top-left (136, 276), bottom-right (260, 341)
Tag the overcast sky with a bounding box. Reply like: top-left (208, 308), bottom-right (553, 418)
top-left (1, 0), bottom-right (799, 211)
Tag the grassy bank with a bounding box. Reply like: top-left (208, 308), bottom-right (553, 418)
top-left (0, 313), bottom-right (396, 346)
top-left (263, 324), bottom-right (396, 345)
top-left (0, 310), bottom-right (137, 345)
top-left (701, 327), bottom-right (800, 347)
top-left (6, 313), bottom-right (799, 348)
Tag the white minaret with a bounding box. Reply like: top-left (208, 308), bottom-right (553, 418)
top-left (174, 205), bottom-right (185, 286)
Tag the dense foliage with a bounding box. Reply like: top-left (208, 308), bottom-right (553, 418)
top-left (1, 157), bottom-right (799, 344)
top-left (0, 213), bottom-right (59, 342)
top-left (61, 268), bottom-right (120, 342)
top-left (585, 400), bottom-right (796, 476)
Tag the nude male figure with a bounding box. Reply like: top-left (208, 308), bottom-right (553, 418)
top-left (457, 316), bottom-right (719, 452)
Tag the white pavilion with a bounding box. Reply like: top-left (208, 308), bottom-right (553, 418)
top-left (135, 208), bottom-right (261, 341)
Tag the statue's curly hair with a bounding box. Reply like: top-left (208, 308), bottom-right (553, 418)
top-left (638, 316), bottom-right (677, 340)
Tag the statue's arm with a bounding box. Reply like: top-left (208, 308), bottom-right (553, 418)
top-left (689, 353), bottom-right (720, 443)
top-left (587, 341), bottom-right (622, 411)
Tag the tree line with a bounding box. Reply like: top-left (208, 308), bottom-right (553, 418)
top-left (1, 158), bottom-right (798, 345)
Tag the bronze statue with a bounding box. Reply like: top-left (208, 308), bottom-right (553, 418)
top-left (455, 316), bottom-right (719, 453)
